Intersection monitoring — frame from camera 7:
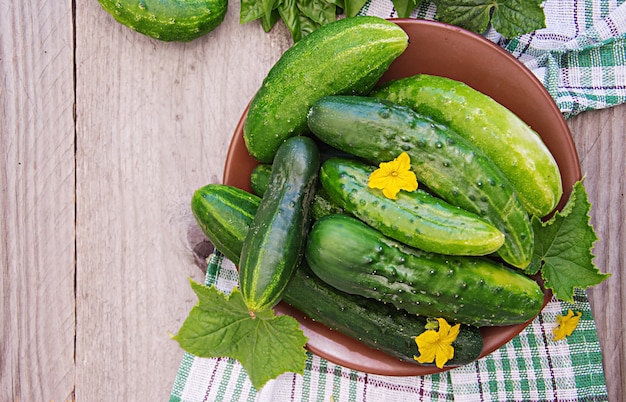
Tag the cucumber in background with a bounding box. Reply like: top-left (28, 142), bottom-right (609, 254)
top-left (97, 0), bottom-right (227, 42)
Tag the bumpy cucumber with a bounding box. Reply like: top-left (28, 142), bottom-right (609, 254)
top-left (243, 16), bottom-right (409, 163)
top-left (308, 95), bottom-right (534, 269)
top-left (250, 163), bottom-right (344, 220)
top-left (286, 266), bottom-right (483, 367)
top-left (239, 136), bottom-right (320, 313)
top-left (320, 157), bottom-right (504, 255)
top-left (371, 74), bottom-right (563, 217)
top-left (305, 214), bottom-right (545, 327)
top-left (191, 184), bottom-right (483, 366)
top-left (97, 0), bottom-right (227, 42)
top-left (191, 184), bottom-right (260, 263)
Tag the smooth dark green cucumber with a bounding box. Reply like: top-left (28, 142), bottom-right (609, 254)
top-left (243, 16), bottom-right (409, 163)
top-left (371, 74), bottom-right (563, 217)
top-left (191, 184), bottom-right (483, 366)
top-left (308, 95), bottom-right (534, 269)
top-left (191, 184), bottom-right (260, 263)
top-left (320, 157), bottom-right (504, 255)
top-left (239, 136), bottom-right (320, 313)
top-left (249, 163), bottom-right (343, 220)
top-left (305, 214), bottom-right (545, 327)
top-left (97, 0), bottom-right (227, 42)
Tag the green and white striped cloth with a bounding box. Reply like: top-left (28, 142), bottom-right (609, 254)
top-left (170, 253), bottom-right (607, 401)
top-left (360, 0), bottom-right (626, 119)
top-left (170, 1), bottom-right (621, 400)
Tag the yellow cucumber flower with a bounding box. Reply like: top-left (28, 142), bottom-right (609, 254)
top-left (414, 317), bottom-right (460, 369)
top-left (553, 309), bottom-right (582, 341)
top-left (368, 152), bottom-right (418, 199)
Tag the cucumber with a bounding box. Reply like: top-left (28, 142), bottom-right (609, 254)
top-left (305, 214), bottom-right (545, 327)
top-left (190, 184), bottom-right (484, 366)
top-left (191, 184), bottom-right (260, 263)
top-left (249, 163), bottom-right (344, 220)
top-left (371, 74), bottom-right (563, 217)
top-left (97, 0), bottom-right (227, 42)
top-left (239, 136), bottom-right (320, 313)
top-left (308, 95), bottom-right (534, 269)
top-left (285, 266), bottom-right (483, 367)
top-left (320, 157), bottom-right (504, 256)
top-left (249, 164), bottom-right (273, 197)
top-left (243, 16), bottom-right (409, 163)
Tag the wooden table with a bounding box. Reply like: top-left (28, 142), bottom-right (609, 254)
top-left (1, 1), bottom-right (623, 401)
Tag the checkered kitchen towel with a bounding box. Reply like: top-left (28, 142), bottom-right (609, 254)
top-left (170, 253), bottom-right (608, 402)
top-left (360, 0), bottom-right (626, 119)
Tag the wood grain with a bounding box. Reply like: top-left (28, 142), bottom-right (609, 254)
top-left (72, 1), bottom-right (292, 400)
top-left (1, 0), bottom-right (623, 400)
top-left (567, 106), bottom-right (625, 401)
top-left (1, 1), bottom-right (76, 401)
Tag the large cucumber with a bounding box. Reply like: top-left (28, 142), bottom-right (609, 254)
top-left (286, 265), bottom-right (483, 367)
top-left (308, 95), bottom-right (534, 269)
top-left (305, 214), bottom-right (545, 327)
top-left (320, 157), bottom-right (504, 256)
top-left (97, 0), bottom-right (227, 42)
top-left (371, 74), bottom-right (563, 217)
top-left (239, 136), bottom-right (320, 313)
top-left (243, 16), bottom-right (409, 163)
top-left (190, 184), bottom-right (484, 366)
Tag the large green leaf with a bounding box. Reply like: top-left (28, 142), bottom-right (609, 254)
top-left (172, 281), bottom-right (308, 389)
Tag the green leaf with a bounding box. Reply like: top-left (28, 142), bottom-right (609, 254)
top-left (344, 0), bottom-right (369, 17)
top-left (172, 280), bottom-right (309, 390)
top-left (433, 0), bottom-right (546, 38)
top-left (490, 0), bottom-right (545, 38)
top-left (392, 0), bottom-right (419, 18)
top-left (279, 0), bottom-right (303, 42)
top-left (299, 13), bottom-right (322, 38)
top-left (261, 8), bottom-right (282, 32)
top-left (260, 0), bottom-right (281, 32)
top-left (530, 181), bottom-right (610, 302)
top-left (326, 0), bottom-right (344, 9)
top-left (240, 0), bottom-right (267, 24)
top-left (297, 0), bottom-right (337, 26)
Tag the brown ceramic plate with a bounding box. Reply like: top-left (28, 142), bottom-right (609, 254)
top-left (223, 19), bottom-right (582, 376)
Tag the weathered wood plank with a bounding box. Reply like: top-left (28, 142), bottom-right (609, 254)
top-left (567, 104), bottom-right (625, 402)
top-left (73, 1), bottom-right (292, 399)
top-left (0, 1), bottom-right (76, 401)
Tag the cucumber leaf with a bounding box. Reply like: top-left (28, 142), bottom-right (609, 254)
top-left (433, 0), bottom-right (546, 38)
top-left (528, 180), bottom-right (610, 302)
top-left (172, 280), bottom-right (308, 390)
top-left (391, 0), bottom-right (420, 18)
